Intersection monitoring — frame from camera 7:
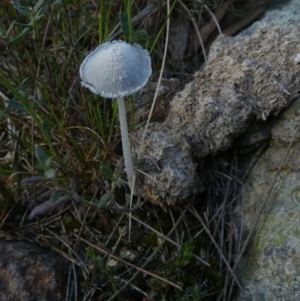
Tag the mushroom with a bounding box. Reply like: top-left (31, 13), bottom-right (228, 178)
top-left (79, 40), bottom-right (152, 190)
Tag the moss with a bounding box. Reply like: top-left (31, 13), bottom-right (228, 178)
top-left (207, 270), bottom-right (223, 291)
top-left (62, 214), bottom-right (81, 232)
top-left (93, 219), bottom-right (108, 232)
top-left (92, 210), bottom-right (119, 233)
top-left (153, 211), bottom-right (174, 230)
top-left (183, 274), bottom-right (197, 287)
top-left (105, 236), bottom-right (125, 254)
top-left (80, 279), bottom-right (90, 289)
top-left (143, 231), bottom-right (159, 248)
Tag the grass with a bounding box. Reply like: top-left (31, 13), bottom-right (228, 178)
top-left (0, 0), bottom-right (265, 300)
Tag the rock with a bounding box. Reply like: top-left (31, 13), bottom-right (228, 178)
top-left (134, 24), bottom-right (300, 207)
top-left (0, 240), bottom-right (69, 301)
top-left (222, 1), bottom-right (300, 300)
top-left (233, 97), bottom-right (300, 301)
top-left (239, 0), bottom-right (300, 37)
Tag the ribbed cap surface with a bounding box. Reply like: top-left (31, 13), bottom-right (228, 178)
top-left (80, 40), bottom-right (152, 98)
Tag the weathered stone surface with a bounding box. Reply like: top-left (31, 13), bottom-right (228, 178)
top-left (0, 240), bottom-right (69, 301)
top-left (134, 24), bottom-right (300, 206)
top-left (233, 97), bottom-right (300, 301)
top-left (240, 0), bottom-right (300, 37)
top-left (225, 1), bottom-right (300, 300)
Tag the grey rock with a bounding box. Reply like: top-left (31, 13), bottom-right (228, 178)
top-left (234, 98), bottom-right (300, 301)
top-left (0, 240), bottom-right (69, 301)
top-left (239, 0), bottom-right (300, 37)
top-left (229, 1), bottom-right (300, 300)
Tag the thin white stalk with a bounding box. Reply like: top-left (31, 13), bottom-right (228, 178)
top-left (117, 97), bottom-right (134, 190)
top-left (128, 173), bottom-right (135, 242)
top-left (178, 0), bottom-right (207, 62)
top-left (137, 0), bottom-right (171, 160)
top-left (203, 3), bottom-right (222, 35)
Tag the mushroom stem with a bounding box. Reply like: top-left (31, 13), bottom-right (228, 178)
top-left (117, 97), bottom-right (134, 190)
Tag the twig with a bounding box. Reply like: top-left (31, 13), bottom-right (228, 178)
top-left (190, 206), bottom-right (245, 295)
top-left (178, 0), bottom-right (207, 61)
top-left (105, 204), bottom-right (188, 301)
top-left (76, 236), bottom-right (182, 291)
top-left (128, 211), bottom-right (210, 267)
top-left (72, 262), bottom-right (78, 301)
top-left (187, 0), bottom-right (234, 55)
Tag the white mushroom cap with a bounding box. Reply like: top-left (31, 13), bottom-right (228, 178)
top-left (80, 40), bottom-right (152, 98)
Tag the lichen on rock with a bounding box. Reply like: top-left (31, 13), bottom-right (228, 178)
top-left (134, 24), bottom-right (300, 207)
top-left (233, 97), bottom-right (300, 301)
